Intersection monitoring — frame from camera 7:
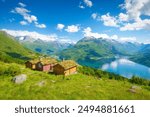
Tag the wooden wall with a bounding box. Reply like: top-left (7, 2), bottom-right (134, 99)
top-left (53, 65), bottom-right (77, 76)
top-left (53, 64), bottom-right (65, 75)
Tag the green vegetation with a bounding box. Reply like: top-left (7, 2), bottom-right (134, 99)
top-left (129, 76), bottom-right (150, 86)
top-left (21, 38), bottom-right (72, 55)
top-left (0, 64), bottom-right (21, 77)
top-left (0, 31), bottom-right (38, 64)
top-left (130, 45), bottom-right (150, 67)
top-left (0, 61), bottom-right (150, 100)
top-left (79, 66), bottom-right (127, 81)
top-left (0, 32), bottom-right (150, 100)
top-left (59, 37), bottom-right (142, 68)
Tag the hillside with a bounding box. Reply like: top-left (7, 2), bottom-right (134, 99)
top-left (130, 44), bottom-right (150, 67)
top-left (0, 31), bottom-right (37, 63)
top-left (0, 61), bottom-right (150, 100)
top-left (3, 29), bottom-right (74, 55)
top-left (18, 37), bottom-right (73, 55)
top-left (0, 33), bottom-right (149, 100)
top-left (59, 37), bottom-right (142, 68)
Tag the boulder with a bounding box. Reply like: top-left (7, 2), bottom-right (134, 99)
top-left (131, 85), bottom-right (141, 90)
top-left (12, 74), bottom-right (27, 84)
top-left (128, 85), bottom-right (141, 93)
top-left (37, 81), bottom-right (46, 87)
top-left (128, 89), bottom-right (136, 93)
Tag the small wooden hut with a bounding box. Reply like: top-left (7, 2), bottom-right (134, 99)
top-left (25, 59), bottom-right (39, 70)
top-left (36, 58), bottom-right (57, 72)
top-left (53, 60), bottom-right (77, 76)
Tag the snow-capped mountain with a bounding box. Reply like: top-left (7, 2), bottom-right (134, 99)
top-left (2, 29), bottom-right (75, 55)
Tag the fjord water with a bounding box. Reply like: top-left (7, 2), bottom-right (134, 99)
top-left (101, 58), bottom-right (150, 80)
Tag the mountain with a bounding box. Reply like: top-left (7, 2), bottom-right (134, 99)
top-left (0, 32), bottom-right (150, 100)
top-left (3, 29), bottom-right (75, 55)
top-left (130, 44), bottom-right (150, 67)
top-left (59, 37), bottom-right (142, 68)
top-left (3, 29), bottom-right (150, 68)
top-left (0, 31), bottom-right (37, 63)
top-left (17, 37), bottom-right (74, 55)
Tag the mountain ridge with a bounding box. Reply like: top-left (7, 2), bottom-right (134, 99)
top-left (59, 36), bottom-right (150, 68)
top-left (0, 31), bottom-right (37, 63)
top-left (1, 30), bottom-right (150, 68)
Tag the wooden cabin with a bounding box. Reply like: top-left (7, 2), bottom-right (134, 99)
top-left (25, 59), bottom-right (39, 70)
top-left (36, 58), bottom-right (57, 72)
top-left (53, 60), bottom-right (77, 76)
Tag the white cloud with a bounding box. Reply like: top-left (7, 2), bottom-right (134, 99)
top-left (120, 37), bottom-right (137, 42)
top-left (143, 39), bottom-right (150, 44)
top-left (11, 7), bottom-right (30, 15)
top-left (111, 35), bottom-right (118, 40)
top-left (65, 25), bottom-right (80, 33)
top-left (59, 39), bottom-right (76, 44)
top-left (119, 13), bottom-right (128, 22)
top-left (35, 24), bottom-right (46, 28)
top-left (20, 21), bottom-right (28, 25)
top-left (30, 15), bottom-right (37, 22)
top-left (79, 5), bottom-right (85, 9)
top-left (97, 0), bottom-right (150, 31)
top-left (119, 0), bottom-right (150, 31)
top-left (83, 27), bottom-right (137, 43)
top-left (57, 24), bottom-right (65, 30)
top-left (120, 19), bottom-right (150, 31)
top-left (2, 29), bottom-right (76, 44)
top-left (11, 3), bottom-right (46, 29)
top-left (18, 2), bottom-right (26, 7)
top-left (83, 0), bottom-right (93, 7)
top-left (23, 15), bottom-right (37, 23)
top-left (79, 3), bottom-right (85, 9)
top-left (91, 13), bottom-right (98, 20)
top-left (83, 27), bottom-right (110, 39)
top-left (121, 0), bottom-right (150, 21)
top-left (101, 13), bottom-right (119, 27)
top-left (2, 29), bottom-right (57, 41)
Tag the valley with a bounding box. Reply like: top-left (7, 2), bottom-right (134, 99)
top-left (3, 30), bottom-right (150, 79)
top-left (0, 30), bottom-right (150, 100)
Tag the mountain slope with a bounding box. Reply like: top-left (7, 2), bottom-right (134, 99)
top-left (3, 29), bottom-right (75, 55)
top-left (0, 61), bottom-right (150, 100)
top-left (0, 31), bottom-right (37, 63)
top-left (59, 37), bottom-right (142, 68)
top-left (20, 37), bottom-right (73, 55)
top-left (131, 44), bottom-right (150, 67)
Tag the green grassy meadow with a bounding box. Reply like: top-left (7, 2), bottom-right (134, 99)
top-left (0, 61), bottom-right (150, 100)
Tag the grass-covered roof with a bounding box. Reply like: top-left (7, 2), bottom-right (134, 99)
top-left (40, 58), bottom-right (57, 65)
top-left (58, 60), bottom-right (77, 70)
top-left (29, 59), bottom-right (39, 64)
top-left (28, 57), bottom-right (57, 65)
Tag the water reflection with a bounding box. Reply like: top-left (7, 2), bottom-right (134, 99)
top-left (101, 58), bottom-right (150, 79)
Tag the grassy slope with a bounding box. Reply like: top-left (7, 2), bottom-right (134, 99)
top-left (0, 31), bottom-right (37, 63)
top-left (0, 61), bottom-right (150, 100)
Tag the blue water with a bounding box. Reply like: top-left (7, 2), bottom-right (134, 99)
top-left (101, 58), bottom-right (150, 80)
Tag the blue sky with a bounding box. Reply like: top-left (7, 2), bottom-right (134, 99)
top-left (0, 0), bottom-right (150, 43)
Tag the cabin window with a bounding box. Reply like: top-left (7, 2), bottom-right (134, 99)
top-left (38, 63), bottom-right (42, 68)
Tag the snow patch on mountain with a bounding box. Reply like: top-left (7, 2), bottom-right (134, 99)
top-left (2, 29), bottom-right (76, 44)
